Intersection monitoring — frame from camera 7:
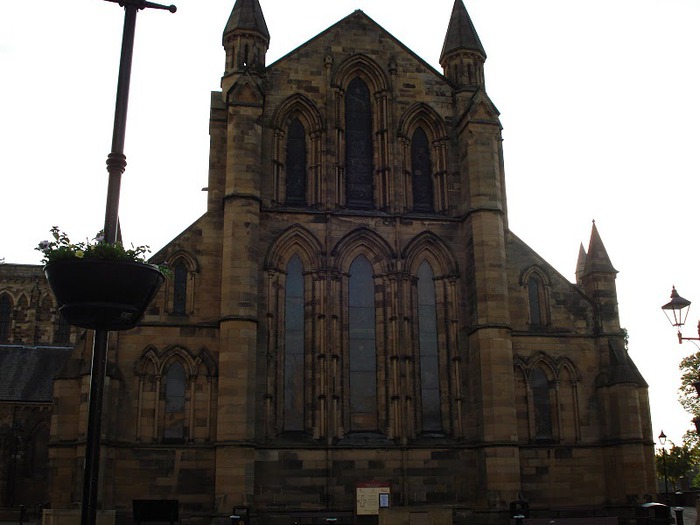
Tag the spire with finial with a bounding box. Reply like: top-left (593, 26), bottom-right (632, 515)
top-left (575, 243), bottom-right (587, 286)
top-left (583, 220), bottom-right (617, 277)
top-left (223, 0), bottom-right (270, 73)
top-left (580, 220), bottom-right (620, 332)
top-left (440, 0), bottom-right (486, 89)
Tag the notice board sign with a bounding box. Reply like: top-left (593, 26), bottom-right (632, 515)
top-left (356, 482), bottom-right (391, 515)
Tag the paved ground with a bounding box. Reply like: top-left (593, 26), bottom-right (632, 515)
top-left (0, 507), bottom-right (697, 525)
top-left (678, 506), bottom-right (697, 525)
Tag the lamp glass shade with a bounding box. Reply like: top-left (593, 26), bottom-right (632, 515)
top-left (662, 287), bottom-right (691, 328)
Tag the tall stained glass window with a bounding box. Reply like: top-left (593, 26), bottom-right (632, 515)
top-left (284, 255), bottom-right (304, 431)
top-left (345, 77), bottom-right (374, 209)
top-left (348, 256), bottom-right (377, 431)
top-left (417, 261), bottom-right (441, 431)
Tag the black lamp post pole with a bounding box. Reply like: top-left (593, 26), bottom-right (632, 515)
top-left (662, 447), bottom-right (670, 506)
top-left (80, 3), bottom-right (174, 525)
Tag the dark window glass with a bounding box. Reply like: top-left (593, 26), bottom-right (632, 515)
top-left (173, 261), bottom-right (187, 314)
top-left (286, 118), bottom-right (307, 206)
top-left (0, 295), bottom-right (11, 343)
top-left (532, 368), bottom-right (553, 439)
top-left (28, 425), bottom-right (50, 478)
top-left (345, 77), bottom-right (374, 209)
top-left (411, 127), bottom-right (434, 212)
top-left (284, 255), bottom-right (305, 431)
top-left (164, 362), bottom-right (186, 440)
top-left (417, 261), bottom-right (441, 431)
top-left (54, 314), bottom-right (70, 344)
top-left (527, 275), bottom-right (542, 326)
top-left (348, 256), bottom-right (377, 431)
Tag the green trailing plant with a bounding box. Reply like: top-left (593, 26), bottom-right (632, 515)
top-left (36, 226), bottom-right (171, 277)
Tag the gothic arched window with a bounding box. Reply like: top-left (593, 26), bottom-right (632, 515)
top-left (411, 127), bottom-right (433, 212)
top-left (286, 118), bottom-right (307, 206)
top-left (54, 314), bottom-right (70, 345)
top-left (0, 294), bottom-right (11, 343)
top-left (348, 256), bottom-right (377, 431)
top-left (163, 362), bottom-right (186, 441)
top-left (527, 275), bottom-right (544, 326)
top-left (172, 261), bottom-right (188, 315)
top-left (345, 77), bottom-right (374, 209)
top-left (417, 261), bottom-right (441, 432)
top-left (284, 255), bottom-right (305, 431)
top-left (531, 367), bottom-right (553, 440)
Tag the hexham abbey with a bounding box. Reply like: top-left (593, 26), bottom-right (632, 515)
top-left (0, 0), bottom-right (656, 524)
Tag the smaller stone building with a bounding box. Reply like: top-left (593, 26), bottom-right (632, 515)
top-left (0, 264), bottom-right (75, 510)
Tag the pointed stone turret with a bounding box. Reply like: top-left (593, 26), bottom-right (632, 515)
top-left (440, 0), bottom-right (486, 89)
top-left (580, 221), bottom-right (620, 332)
top-left (223, 0), bottom-right (270, 74)
top-left (575, 243), bottom-right (587, 286)
top-left (584, 221), bottom-right (617, 277)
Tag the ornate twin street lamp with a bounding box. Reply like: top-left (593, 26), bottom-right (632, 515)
top-left (80, 3), bottom-right (174, 525)
top-left (661, 286), bottom-right (700, 434)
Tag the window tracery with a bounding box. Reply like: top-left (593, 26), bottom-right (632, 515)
top-left (134, 345), bottom-right (216, 443)
top-left (271, 95), bottom-right (323, 208)
top-left (263, 228), bottom-right (465, 441)
top-left (163, 252), bottom-right (197, 316)
top-left (332, 56), bottom-right (390, 210)
top-left (514, 353), bottom-right (581, 443)
top-left (398, 103), bottom-right (449, 213)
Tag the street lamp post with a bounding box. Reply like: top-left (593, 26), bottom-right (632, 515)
top-left (661, 286), bottom-right (700, 434)
top-left (661, 286), bottom-right (700, 344)
top-left (80, 3), bottom-right (174, 525)
top-left (659, 431), bottom-right (670, 506)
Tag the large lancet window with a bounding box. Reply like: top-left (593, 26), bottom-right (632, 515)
top-left (173, 261), bottom-right (188, 315)
top-left (417, 261), bottom-right (441, 432)
top-left (284, 255), bottom-right (305, 431)
top-left (531, 367), bottom-right (553, 440)
top-left (411, 128), bottom-right (434, 212)
top-left (0, 295), bottom-right (11, 343)
top-left (527, 274), bottom-right (545, 326)
top-left (285, 118), bottom-right (307, 206)
top-left (345, 77), bottom-right (374, 209)
top-left (348, 256), bottom-right (377, 431)
top-left (163, 362), bottom-right (186, 441)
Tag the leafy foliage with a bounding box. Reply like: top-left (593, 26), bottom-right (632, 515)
top-left (655, 434), bottom-right (700, 490)
top-left (36, 226), bottom-right (150, 264)
top-left (679, 350), bottom-right (700, 417)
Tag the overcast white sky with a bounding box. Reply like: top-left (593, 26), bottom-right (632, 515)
top-left (2, 0), bottom-right (700, 446)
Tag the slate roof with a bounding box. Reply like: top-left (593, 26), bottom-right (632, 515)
top-left (0, 345), bottom-right (72, 402)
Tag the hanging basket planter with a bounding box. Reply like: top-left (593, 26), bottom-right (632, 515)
top-left (45, 259), bottom-right (165, 331)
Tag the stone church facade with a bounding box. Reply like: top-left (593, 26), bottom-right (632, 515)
top-left (2, 0), bottom-right (657, 523)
